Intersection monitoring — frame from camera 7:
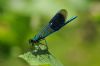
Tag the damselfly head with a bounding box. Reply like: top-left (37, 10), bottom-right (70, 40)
top-left (29, 39), bottom-right (37, 45)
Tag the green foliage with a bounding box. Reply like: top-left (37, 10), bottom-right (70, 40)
top-left (0, 0), bottom-right (100, 66)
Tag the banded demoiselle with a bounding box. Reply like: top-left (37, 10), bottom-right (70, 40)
top-left (19, 9), bottom-right (77, 66)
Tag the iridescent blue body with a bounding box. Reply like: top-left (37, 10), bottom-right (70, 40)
top-left (30, 9), bottom-right (77, 44)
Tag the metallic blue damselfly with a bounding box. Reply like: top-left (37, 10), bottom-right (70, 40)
top-left (19, 9), bottom-right (77, 66)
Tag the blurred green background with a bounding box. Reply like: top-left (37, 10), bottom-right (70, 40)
top-left (0, 0), bottom-right (100, 66)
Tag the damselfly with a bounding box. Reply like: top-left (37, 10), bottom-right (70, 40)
top-left (19, 9), bottom-right (77, 66)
